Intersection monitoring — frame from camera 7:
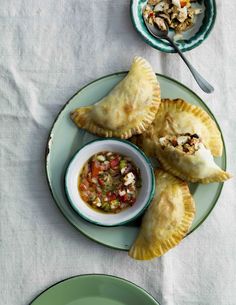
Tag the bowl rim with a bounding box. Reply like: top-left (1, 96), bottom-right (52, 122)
top-left (130, 0), bottom-right (217, 53)
top-left (64, 138), bottom-right (155, 227)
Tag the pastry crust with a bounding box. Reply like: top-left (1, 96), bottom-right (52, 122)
top-left (129, 169), bottom-right (195, 260)
top-left (131, 98), bottom-right (223, 156)
top-left (71, 57), bottom-right (161, 139)
top-left (156, 142), bottom-right (231, 183)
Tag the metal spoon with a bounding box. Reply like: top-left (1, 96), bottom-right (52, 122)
top-left (143, 18), bottom-right (214, 94)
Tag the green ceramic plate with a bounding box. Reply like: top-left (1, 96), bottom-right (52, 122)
top-left (46, 71), bottom-right (227, 250)
top-left (30, 274), bottom-right (160, 305)
top-left (130, 0), bottom-right (216, 53)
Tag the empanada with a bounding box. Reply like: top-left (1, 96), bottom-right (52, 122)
top-left (156, 134), bottom-right (231, 183)
top-left (129, 169), bottom-right (195, 260)
top-left (131, 98), bottom-right (223, 157)
top-left (71, 56), bottom-right (161, 139)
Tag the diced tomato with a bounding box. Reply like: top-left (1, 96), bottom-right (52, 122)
top-left (91, 161), bottom-right (100, 177)
top-left (110, 158), bottom-right (119, 169)
top-left (111, 194), bottom-right (117, 201)
top-left (180, 0), bottom-right (187, 7)
top-left (91, 183), bottom-right (97, 190)
top-left (149, 12), bottom-right (154, 17)
top-left (81, 193), bottom-right (89, 202)
top-left (107, 192), bottom-right (116, 201)
top-left (171, 139), bottom-right (178, 147)
top-left (120, 193), bottom-right (129, 203)
top-left (84, 179), bottom-right (90, 187)
top-left (129, 198), bottom-right (135, 205)
top-left (79, 183), bottom-right (87, 191)
top-left (97, 191), bottom-right (102, 197)
top-left (98, 178), bottom-right (105, 186)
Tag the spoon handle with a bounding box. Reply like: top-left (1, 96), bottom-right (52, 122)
top-left (166, 37), bottom-right (214, 94)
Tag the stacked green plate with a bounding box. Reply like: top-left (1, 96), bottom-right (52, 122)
top-left (30, 274), bottom-right (160, 305)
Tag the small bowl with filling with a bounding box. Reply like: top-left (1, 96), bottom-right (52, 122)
top-left (65, 139), bottom-right (155, 226)
top-left (130, 0), bottom-right (216, 53)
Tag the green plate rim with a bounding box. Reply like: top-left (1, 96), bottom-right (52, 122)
top-left (64, 138), bottom-right (155, 227)
top-left (130, 0), bottom-right (217, 53)
top-left (45, 71), bottom-right (227, 251)
top-left (29, 274), bottom-right (160, 305)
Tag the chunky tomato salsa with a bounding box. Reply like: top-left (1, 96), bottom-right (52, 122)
top-left (78, 151), bottom-right (142, 213)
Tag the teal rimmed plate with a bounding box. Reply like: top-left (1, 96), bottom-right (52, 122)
top-left (130, 0), bottom-right (216, 53)
top-left (45, 71), bottom-right (227, 250)
top-left (30, 274), bottom-right (160, 305)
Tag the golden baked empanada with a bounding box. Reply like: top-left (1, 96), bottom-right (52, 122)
top-left (156, 134), bottom-right (231, 183)
top-left (129, 169), bottom-right (195, 260)
top-left (71, 56), bottom-right (161, 139)
top-left (131, 98), bottom-right (223, 157)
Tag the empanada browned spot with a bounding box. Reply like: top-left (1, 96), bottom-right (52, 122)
top-left (129, 169), bottom-right (195, 260)
top-left (130, 98), bottom-right (223, 157)
top-left (156, 134), bottom-right (232, 184)
top-left (71, 56), bottom-right (161, 139)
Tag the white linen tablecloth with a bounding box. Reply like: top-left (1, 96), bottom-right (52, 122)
top-left (1, 1), bottom-right (236, 304)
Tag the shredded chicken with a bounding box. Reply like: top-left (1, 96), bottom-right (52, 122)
top-left (159, 133), bottom-right (202, 155)
top-left (143, 0), bottom-right (202, 36)
top-left (154, 17), bottom-right (168, 31)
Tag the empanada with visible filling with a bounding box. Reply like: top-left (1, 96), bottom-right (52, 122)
top-left (131, 98), bottom-right (223, 157)
top-left (156, 134), bottom-right (232, 184)
top-left (71, 56), bottom-right (161, 139)
top-left (129, 169), bottom-right (195, 260)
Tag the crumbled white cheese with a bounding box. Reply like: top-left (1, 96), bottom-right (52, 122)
top-left (177, 135), bottom-right (189, 146)
top-left (97, 155), bottom-right (105, 162)
top-left (177, 6), bottom-right (188, 22)
top-left (159, 137), bottom-right (168, 146)
top-left (145, 4), bottom-right (152, 11)
top-left (127, 189), bottom-right (134, 195)
top-left (154, 2), bottom-right (166, 12)
top-left (119, 190), bottom-right (126, 197)
top-left (172, 0), bottom-right (181, 8)
top-left (91, 177), bottom-right (98, 184)
top-left (124, 172), bottom-right (135, 186)
top-left (121, 167), bottom-right (127, 174)
top-left (93, 197), bottom-right (101, 207)
top-left (194, 8), bottom-right (202, 15)
top-left (111, 200), bottom-right (118, 209)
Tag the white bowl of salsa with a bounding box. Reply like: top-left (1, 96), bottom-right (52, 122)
top-left (65, 138), bottom-right (155, 226)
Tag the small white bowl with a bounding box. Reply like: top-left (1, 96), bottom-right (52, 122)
top-left (65, 138), bottom-right (155, 226)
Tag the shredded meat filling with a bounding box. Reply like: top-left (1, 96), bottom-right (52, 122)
top-left (143, 0), bottom-right (202, 36)
top-left (159, 133), bottom-right (202, 154)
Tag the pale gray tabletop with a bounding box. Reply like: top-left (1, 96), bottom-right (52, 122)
top-left (0, 1), bottom-right (236, 305)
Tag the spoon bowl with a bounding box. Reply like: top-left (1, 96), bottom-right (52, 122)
top-left (143, 17), bottom-right (169, 39)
